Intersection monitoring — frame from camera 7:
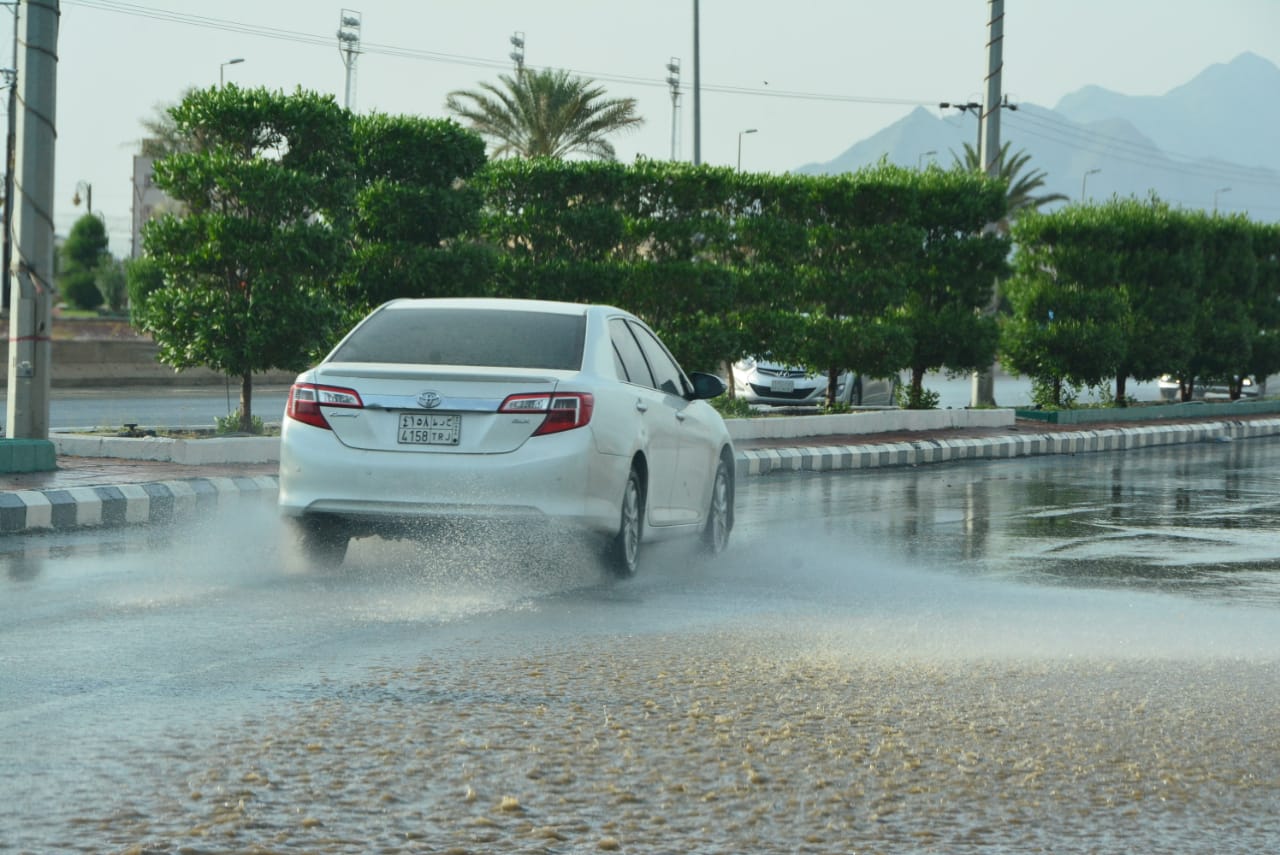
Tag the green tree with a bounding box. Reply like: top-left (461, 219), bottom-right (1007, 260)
top-left (446, 68), bottom-right (643, 160)
top-left (136, 85), bottom-right (354, 432)
top-left (96, 256), bottom-right (128, 313)
top-left (1109, 197), bottom-right (1200, 404)
top-left (955, 142), bottom-right (1068, 227)
top-left (60, 213), bottom-right (110, 310)
top-left (338, 113), bottom-right (495, 324)
top-left (1004, 207), bottom-right (1130, 406)
top-left (899, 169), bottom-right (1009, 408)
top-left (1171, 212), bottom-right (1257, 401)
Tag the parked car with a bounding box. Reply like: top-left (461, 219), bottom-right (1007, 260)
top-left (1157, 374), bottom-right (1261, 402)
top-left (732, 357), bottom-right (899, 407)
top-left (278, 298), bottom-right (735, 574)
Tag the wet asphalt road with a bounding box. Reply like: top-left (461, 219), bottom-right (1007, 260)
top-left (2, 439), bottom-right (1279, 852)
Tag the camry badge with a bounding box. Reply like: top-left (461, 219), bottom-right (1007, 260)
top-left (417, 391), bottom-right (442, 409)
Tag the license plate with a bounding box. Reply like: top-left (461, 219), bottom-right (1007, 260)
top-left (397, 412), bottom-right (461, 445)
top-left (770, 378), bottom-right (795, 392)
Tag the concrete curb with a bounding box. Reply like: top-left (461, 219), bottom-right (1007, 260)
top-left (733, 417), bottom-right (1280, 478)
top-left (0, 475), bottom-right (279, 535)
top-left (6, 417), bottom-right (1280, 536)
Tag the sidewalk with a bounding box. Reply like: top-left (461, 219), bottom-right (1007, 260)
top-left (3, 414), bottom-right (1280, 536)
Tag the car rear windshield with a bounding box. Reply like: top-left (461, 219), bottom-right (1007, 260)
top-left (328, 307), bottom-right (587, 370)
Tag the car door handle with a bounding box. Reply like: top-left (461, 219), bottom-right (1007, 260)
top-left (675, 411), bottom-right (687, 422)
top-left (635, 401), bottom-right (648, 413)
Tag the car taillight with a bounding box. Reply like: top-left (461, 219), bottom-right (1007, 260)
top-left (286, 383), bottom-right (363, 430)
top-left (499, 392), bottom-right (594, 436)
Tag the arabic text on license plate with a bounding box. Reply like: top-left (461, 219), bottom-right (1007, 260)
top-left (770, 378), bottom-right (794, 393)
top-left (398, 412), bottom-right (461, 445)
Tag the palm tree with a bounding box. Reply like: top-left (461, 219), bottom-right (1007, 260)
top-left (954, 142), bottom-right (1068, 229)
top-left (446, 68), bottom-right (644, 160)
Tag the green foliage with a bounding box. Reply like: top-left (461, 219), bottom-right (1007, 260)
top-left (125, 256), bottom-right (165, 327)
top-left (1004, 206), bottom-right (1131, 397)
top-left (954, 142), bottom-right (1068, 225)
top-left (139, 84), bottom-right (354, 432)
top-left (710, 394), bottom-right (754, 420)
top-left (339, 113), bottom-right (494, 318)
top-left (59, 214), bottom-right (111, 310)
top-left (216, 411), bottom-right (266, 435)
top-left (96, 257), bottom-right (128, 312)
top-left (63, 213), bottom-right (110, 270)
top-left (446, 68), bottom-right (643, 160)
top-left (896, 384), bottom-right (941, 410)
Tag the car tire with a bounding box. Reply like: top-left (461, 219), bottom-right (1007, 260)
top-left (294, 516), bottom-right (350, 569)
top-left (701, 457), bottom-right (732, 555)
top-left (606, 467), bottom-right (644, 577)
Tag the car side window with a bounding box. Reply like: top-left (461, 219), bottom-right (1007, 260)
top-left (610, 318), bottom-right (655, 388)
top-left (628, 321), bottom-right (688, 398)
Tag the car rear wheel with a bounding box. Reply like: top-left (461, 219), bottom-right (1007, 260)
top-left (701, 458), bottom-right (732, 555)
top-left (294, 516), bottom-right (350, 569)
top-left (606, 467), bottom-right (644, 577)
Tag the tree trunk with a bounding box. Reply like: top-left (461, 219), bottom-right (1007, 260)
top-left (1115, 374), bottom-right (1128, 407)
top-left (826, 367), bottom-right (839, 408)
top-left (911, 367), bottom-right (925, 407)
top-left (239, 372), bottom-right (254, 433)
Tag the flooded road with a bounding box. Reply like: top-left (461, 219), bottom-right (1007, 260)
top-left (2, 439), bottom-right (1279, 853)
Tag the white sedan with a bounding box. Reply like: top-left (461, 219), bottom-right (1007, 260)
top-left (733, 357), bottom-right (899, 407)
top-left (278, 298), bottom-right (735, 574)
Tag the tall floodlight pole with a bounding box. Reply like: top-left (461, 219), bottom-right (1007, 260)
top-left (692, 0), bottom-right (701, 166)
top-left (971, 0), bottom-right (1004, 408)
top-left (7, 0), bottom-right (59, 442)
top-left (337, 9), bottom-right (361, 110)
top-left (509, 31), bottom-right (525, 73)
top-left (666, 57), bottom-right (681, 161)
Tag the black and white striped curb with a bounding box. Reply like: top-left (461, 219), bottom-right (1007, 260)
top-left (734, 418), bottom-right (1280, 477)
top-left (5, 418), bottom-right (1280, 536)
top-left (0, 474), bottom-right (278, 536)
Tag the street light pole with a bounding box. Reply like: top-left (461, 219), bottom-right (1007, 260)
top-left (1081, 168), bottom-right (1100, 202)
top-left (1214, 187), bottom-right (1231, 213)
top-left (219, 56), bottom-right (244, 87)
top-left (72, 180), bottom-right (91, 215)
top-left (917, 150), bottom-right (936, 169)
top-left (736, 128), bottom-right (757, 171)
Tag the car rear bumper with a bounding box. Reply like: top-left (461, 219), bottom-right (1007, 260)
top-left (278, 422), bottom-right (628, 535)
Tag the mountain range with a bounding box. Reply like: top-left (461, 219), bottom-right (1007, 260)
top-left (795, 52), bottom-right (1280, 223)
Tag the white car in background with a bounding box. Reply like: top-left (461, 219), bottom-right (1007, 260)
top-left (1157, 374), bottom-right (1261, 401)
top-left (733, 357), bottom-right (899, 407)
top-left (278, 298), bottom-right (735, 575)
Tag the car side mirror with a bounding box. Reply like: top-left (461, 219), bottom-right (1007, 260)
top-left (687, 371), bottom-right (726, 401)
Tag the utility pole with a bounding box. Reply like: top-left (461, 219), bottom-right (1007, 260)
top-left (970, 0), bottom-right (1004, 409)
top-left (7, 0), bottom-right (59, 445)
top-left (692, 0), bottom-right (701, 166)
top-left (666, 57), bottom-right (681, 161)
top-left (1, 2), bottom-right (15, 313)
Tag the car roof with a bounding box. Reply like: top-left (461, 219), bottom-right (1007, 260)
top-left (379, 297), bottom-right (626, 319)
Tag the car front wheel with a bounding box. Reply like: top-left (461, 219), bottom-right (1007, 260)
top-left (701, 458), bottom-right (732, 555)
top-left (606, 467), bottom-right (644, 577)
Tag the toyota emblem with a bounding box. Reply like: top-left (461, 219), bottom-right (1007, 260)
top-left (417, 391), bottom-right (442, 409)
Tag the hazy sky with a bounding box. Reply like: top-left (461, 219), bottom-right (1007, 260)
top-left (43, 0), bottom-right (1280, 254)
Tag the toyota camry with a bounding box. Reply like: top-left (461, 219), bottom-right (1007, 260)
top-left (278, 298), bottom-right (735, 574)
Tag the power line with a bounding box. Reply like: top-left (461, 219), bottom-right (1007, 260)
top-left (64, 0), bottom-right (932, 107)
top-left (65, 0), bottom-right (1280, 199)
